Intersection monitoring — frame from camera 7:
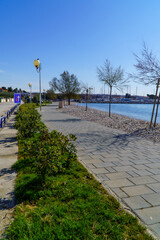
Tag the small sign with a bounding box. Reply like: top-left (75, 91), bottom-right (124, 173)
top-left (14, 93), bottom-right (21, 103)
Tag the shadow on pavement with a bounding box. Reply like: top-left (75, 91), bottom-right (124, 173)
top-left (0, 192), bottom-right (15, 210)
top-left (0, 168), bottom-right (15, 177)
top-left (0, 137), bottom-right (17, 146)
top-left (76, 130), bottom-right (141, 149)
top-left (45, 118), bottom-right (82, 123)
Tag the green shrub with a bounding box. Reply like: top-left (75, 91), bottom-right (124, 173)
top-left (14, 103), bottom-right (77, 183)
top-left (17, 130), bottom-right (77, 182)
top-left (15, 103), bottom-right (46, 139)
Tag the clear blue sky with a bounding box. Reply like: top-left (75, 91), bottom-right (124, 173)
top-left (1, 0), bottom-right (160, 95)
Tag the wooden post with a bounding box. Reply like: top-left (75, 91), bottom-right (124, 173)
top-left (150, 79), bottom-right (160, 127)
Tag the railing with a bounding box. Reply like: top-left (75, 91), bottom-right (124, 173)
top-left (0, 104), bottom-right (20, 128)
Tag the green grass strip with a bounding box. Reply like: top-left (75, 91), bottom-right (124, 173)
top-left (7, 161), bottom-right (153, 240)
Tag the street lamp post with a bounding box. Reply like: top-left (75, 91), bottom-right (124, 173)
top-left (28, 83), bottom-right (32, 102)
top-left (33, 58), bottom-right (41, 111)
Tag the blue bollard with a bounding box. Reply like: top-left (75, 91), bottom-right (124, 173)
top-left (1, 117), bottom-right (5, 128)
top-left (7, 110), bottom-right (10, 118)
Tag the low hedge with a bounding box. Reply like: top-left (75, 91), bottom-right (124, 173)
top-left (15, 103), bottom-right (46, 139)
top-left (14, 103), bottom-right (77, 183)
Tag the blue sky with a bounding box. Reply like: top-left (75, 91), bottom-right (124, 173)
top-left (1, 0), bottom-right (160, 95)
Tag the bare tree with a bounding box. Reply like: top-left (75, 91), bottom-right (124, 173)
top-left (80, 82), bottom-right (93, 111)
top-left (129, 43), bottom-right (160, 127)
top-left (97, 59), bottom-right (125, 117)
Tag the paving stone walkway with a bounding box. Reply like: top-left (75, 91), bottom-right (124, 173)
top-left (0, 114), bottom-right (18, 239)
top-left (41, 103), bottom-right (160, 239)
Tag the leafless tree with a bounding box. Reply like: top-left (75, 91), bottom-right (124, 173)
top-left (97, 59), bottom-right (125, 117)
top-left (129, 43), bottom-right (160, 127)
top-left (80, 82), bottom-right (93, 111)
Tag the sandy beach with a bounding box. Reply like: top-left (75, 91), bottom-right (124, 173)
top-left (58, 104), bottom-right (160, 142)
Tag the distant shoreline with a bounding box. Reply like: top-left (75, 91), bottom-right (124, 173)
top-left (78, 101), bottom-right (154, 104)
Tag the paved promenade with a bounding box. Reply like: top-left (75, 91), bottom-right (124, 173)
top-left (0, 102), bottom-right (16, 117)
top-left (41, 103), bottom-right (160, 239)
top-left (0, 103), bottom-right (18, 238)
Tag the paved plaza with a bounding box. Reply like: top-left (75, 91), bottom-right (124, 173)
top-left (41, 103), bottom-right (160, 239)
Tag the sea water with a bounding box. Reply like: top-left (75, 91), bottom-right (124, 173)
top-left (77, 103), bottom-right (160, 123)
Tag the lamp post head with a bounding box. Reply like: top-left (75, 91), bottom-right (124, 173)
top-left (33, 59), bottom-right (40, 69)
top-left (28, 83), bottom-right (31, 87)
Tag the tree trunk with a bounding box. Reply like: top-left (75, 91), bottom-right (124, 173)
top-left (68, 97), bottom-right (71, 105)
top-left (109, 86), bottom-right (112, 117)
top-left (85, 89), bottom-right (88, 111)
top-left (150, 79), bottom-right (159, 127)
top-left (153, 92), bottom-right (160, 127)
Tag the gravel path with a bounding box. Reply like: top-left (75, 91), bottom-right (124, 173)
top-left (59, 104), bottom-right (160, 142)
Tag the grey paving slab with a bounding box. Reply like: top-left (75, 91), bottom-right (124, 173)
top-left (122, 185), bottom-right (154, 196)
top-left (111, 187), bottom-right (128, 198)
top-left (146, 163), bottom-right (160, 169)
top-left (105, 167), bottom-right (117, 173)
top-left (40, 103), bottom-right (160, 239)
top-left (148, 169), bottom-right (160, 175)
top-left (130, 159), bottom-right (152, 165)
top-left (91, 168), bottom-right (109, 174)
top-left (111, 161), bottom-right (122, 166)
top-left (85, 163), bottom-right (96, 169)
top-left (147, 183), bottom-right (160, 193)
top-left (126, 171), bottom-right (139, 177)
top-left (129, 176), bottom-right (157, 185)
top-left (135, 206), bottom-right (160, 225)
top-left (122, 196), bottom-right (151, 210)
top-left (152, 175), bottom-right (160, 182)
top-left (113, 165), bottom-right (136, 172)
top-left (80, 158), bottom-right (102, 164)
top-left (119, 160), bottom-right (133, 165)
top-left (93, 162), bottom-right (115, 168)
top-left (101, 157), bottom-right (119, 162)
top-left (149, 223), bottom-right (160, 237)
top-left (96, 174), bottom-right (110, 182)
top-left (142, 193), bottom-right (160, 206)
top-left (105, 172), bottom-right (131, 180)
top-left (133, 164), bottom-right (150, 170)
top-left (132, 169), bottom-right (153, 176)
top-left (104, 178), bottom-right (134, 188)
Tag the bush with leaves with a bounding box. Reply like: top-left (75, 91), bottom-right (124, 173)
top-left (14, 103), bottom-right (77, 184)
top-left (15, 103), bottom-right (46, 139)
top-left (18, 130), bottom-right (77, 181)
